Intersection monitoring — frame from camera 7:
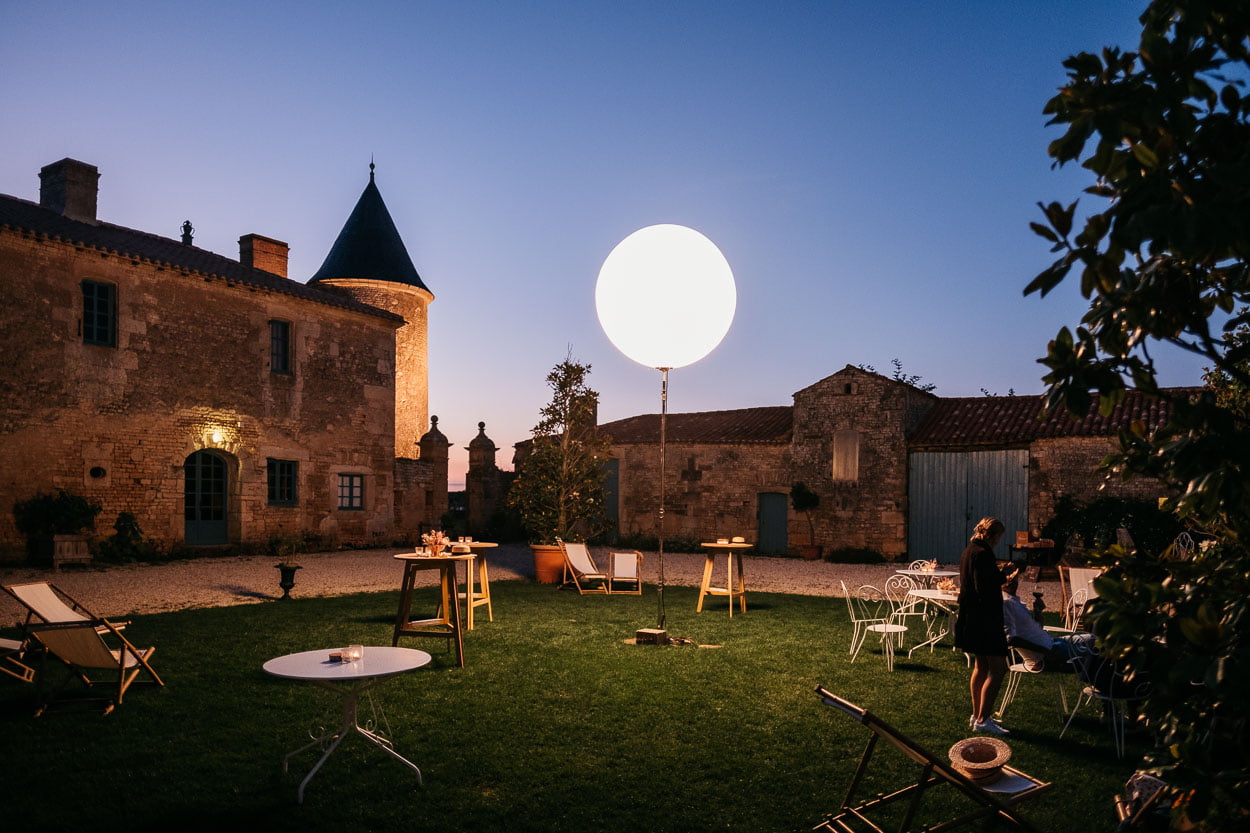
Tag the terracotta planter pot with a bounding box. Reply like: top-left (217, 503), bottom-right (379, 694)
top-left (531, 544), bottom-right (564, 584)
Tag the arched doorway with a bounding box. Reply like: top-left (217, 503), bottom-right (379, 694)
top-left (185, 449), bottom-right (229, 546)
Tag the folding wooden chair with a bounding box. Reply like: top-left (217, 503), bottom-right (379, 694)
top-left (1, 637), bottom-right (35, 683)
top-left (555, 539), bottom-right (609, 594)
top-left (608, 550), bottom-right (644, 594)
top-left (3, 581), bottom-right (129, 634)
top-left (29, 620), bottom-right (163, 716)
top-left (813, 686), bottom-right (1051, 832)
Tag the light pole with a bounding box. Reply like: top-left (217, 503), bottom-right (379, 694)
top-left (596, 224), bottom-right (736, 631)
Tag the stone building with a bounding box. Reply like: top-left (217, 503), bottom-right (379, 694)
top-left (0, 158), bottom-right (447, 555)
top-left (597, 365), bottom-right (1194, 562)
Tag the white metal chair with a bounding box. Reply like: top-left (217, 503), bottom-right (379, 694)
top-left (1061, 643), bottom-right (1150, 758)
top-left (607, 550), bottom-right (643, 595)
top-left (883, 574), bottom-right (928, 645)
top-left (29, 620), bottom-right (163, 715)
top-left (1045, 589), bottom-right (1089, 634)
top-left (555, 539), bottom-right (609, 594)
top-left (995, 644), bottom-right (1070, 722)
top-left (1172, 532), bottom-right (1195, 560)
top-left (847, 584), bottom-right (907, 671)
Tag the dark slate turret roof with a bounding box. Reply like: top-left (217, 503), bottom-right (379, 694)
top-left (599, 406), bottom-right (793, 445)
top-left (309, 166), bottom-right (430, 292)
top-left (0, 192), bottom-right (402, 323)
top-left (908, 387), bottom-right (1202, 448)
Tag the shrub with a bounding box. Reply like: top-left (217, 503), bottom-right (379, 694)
top-left (12, 488), bottom-right (102, 564)
top-left (823, 547), bottom-right (885, 564)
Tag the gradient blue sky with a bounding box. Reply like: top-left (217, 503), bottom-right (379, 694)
top-left (3, 2), bottom-right (1203, 488)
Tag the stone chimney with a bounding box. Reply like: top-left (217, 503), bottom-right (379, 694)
top-left (39, 158), bottom-right (99, 222)
top-left (239, 234), bottom-right (289, 278)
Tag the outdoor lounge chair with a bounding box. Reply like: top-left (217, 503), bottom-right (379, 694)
top-left (3, 581), bottom-right (129, 634)
top-left (1, 637), bottom-right (35, 683)
top-left (608, 550), bottom-right (644, 594)
top-left (28, 620), bottom-right (162, 716)
top-left (555, 539), bottom-right (609, 594)
top-left (812, 686), bottom-right (1052, 833)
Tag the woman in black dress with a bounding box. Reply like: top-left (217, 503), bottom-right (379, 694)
top-left (953, 517), bottom-right (1009, 734)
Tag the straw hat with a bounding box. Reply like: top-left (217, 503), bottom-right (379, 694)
top-left (948, 737), bottom-right (1011, 786)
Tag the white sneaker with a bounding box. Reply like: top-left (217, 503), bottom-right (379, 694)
top-left (974, 718), bottom-right (1009, 735)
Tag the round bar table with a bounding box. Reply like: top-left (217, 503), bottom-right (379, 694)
top-left (263, 646), bottom-right (432, 804)
top-left (697, 541), bottom-right (751, 616)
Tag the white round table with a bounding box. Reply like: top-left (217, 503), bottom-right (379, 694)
top-left (263, 646), bottom-right (432, 803)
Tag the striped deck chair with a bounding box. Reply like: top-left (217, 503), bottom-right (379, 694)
top-left (29, 620), bottom-right (162, 716)
top-left (555, 539), bottom-right (609, 594)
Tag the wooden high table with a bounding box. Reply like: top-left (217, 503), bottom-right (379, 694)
top-left (697, 541), bottom-right (751, 616)
top-left (391, 552), bottom-right (475, 667)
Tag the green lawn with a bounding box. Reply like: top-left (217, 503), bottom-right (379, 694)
top-left (0, 581), bottom-right (1141, 832)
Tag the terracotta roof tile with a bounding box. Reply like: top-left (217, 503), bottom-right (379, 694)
top-left (600, 406), bottom-right (793, 445)
top-left (908, 388), bottom-right (1202, 448)
top-left (0, 192), bottom-right (403, 323)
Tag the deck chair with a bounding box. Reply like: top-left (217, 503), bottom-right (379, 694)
top-left (813, 686), bottom-right (1052, 833)
top-left (555, 538), bottom-right (608, 594)
top-left (608, 550), bottom-right (644, 594)
top-left (2, 637), bottom-right (35, 683)
top-left (28, 620), bottom-right (162, 716)
top-left (3, 581), bottom-right (129, 634)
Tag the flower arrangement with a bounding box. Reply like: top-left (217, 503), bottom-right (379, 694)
top-left (921, 559), bottom-right (938, 571)
top-left (937, 577), bottom-right (958, 592)
top-left (421, 530), bottom-right (450, 555)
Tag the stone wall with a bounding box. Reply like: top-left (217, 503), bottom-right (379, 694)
top-left (1028, 435), bottom-right (1168, 527)
top-left (611, 441), bottom-right (791, 543)
top-left (790, 367), bottom-right (938, 558)
top-left (0, 227), bottom-right (404, 552)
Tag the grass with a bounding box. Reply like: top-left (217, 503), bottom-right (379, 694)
top-left (0, 581), bottom-right (1142, 832)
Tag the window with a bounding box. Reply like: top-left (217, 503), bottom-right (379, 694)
top-left (338, 474), bottom-right (364, 510)
top-left (270, 319), bottom-right (291, 374)
top-left (82, 280), bottom-right (116, 346)
top-left (832, 429), bottom-right (860, 482)
top-left (267, 459), bottom-right (298, 506)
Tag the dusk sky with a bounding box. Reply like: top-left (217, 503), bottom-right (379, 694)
top-left (3, 2), bottom-right (1204, 489)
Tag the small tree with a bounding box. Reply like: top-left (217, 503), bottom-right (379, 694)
top-left (1028, 4), bottom-right (1250, 827)
top-left (507, 353), bottom-right (612, 544)
top-left (790, 482), bottom-right (820, 546)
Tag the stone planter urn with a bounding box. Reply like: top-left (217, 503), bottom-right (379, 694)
top-left (275, 563), bottom-right (302, 600)
top-left (531, 544), bottom-right (564, 584)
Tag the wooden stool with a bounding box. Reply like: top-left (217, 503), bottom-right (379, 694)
top-left (392, 553), bottom-right (473, 668)
top-left (456, 550), bottom-right (493, 629)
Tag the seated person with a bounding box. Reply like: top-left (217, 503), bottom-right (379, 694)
top-left (1001, 574), bottom-right (1091, 671)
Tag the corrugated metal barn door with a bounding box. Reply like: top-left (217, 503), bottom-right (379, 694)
top-left (908, 450), bottom-right (1028, 563)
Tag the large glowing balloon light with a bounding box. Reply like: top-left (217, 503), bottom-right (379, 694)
top-left (596, 224), bottom-right (736, 369)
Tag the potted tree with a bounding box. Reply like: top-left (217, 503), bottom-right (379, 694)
top-left (12, 488), bottom-right (102, 567)
top-left (507, 353), bottom-right (612, 583)
top-left (790, 482), bottom-right (822, 560)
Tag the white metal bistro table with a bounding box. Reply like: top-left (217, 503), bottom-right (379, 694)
top-left (894, 568), bottom-right (958, 588)
top-left (263, 646), bottom-right (432, 804)
top-left (905, 588), bottom-right (959, 657)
